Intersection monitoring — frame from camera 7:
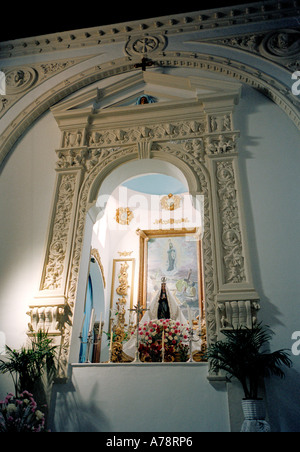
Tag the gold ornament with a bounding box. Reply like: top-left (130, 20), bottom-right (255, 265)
top-left (115, 207), bottom-right (134, 225)
top-left (160, 193), bottom-right (181, 211)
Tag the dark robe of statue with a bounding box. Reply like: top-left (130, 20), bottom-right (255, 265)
top-left (157, 283), bottom-right (170, 319)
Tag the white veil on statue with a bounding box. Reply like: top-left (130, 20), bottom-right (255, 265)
top-left (145, 286), bottom-right (187, 324)
top-left (123, 285), bottom-right (187, 359)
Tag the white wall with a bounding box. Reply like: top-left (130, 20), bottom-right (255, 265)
top-left (236, 86), bottom-right (300, 431)
top-left (0, 111), bottom-right (59, 349)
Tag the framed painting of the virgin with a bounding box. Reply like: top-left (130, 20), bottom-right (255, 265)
top-left (137, 228), bottom-right (204, 323)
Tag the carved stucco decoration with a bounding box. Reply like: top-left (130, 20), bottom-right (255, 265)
top-left (1, 1), bottom-right (299, 59)
top-left (41, 173), bottom-right (77, 291)
top-left (0, 56), bottom-right (92, 118)
top-left (216, 160), bottom-right (245, 284)
top-left (206, 28), bottom-right (300, 72)
top-left (39, 106), bottom-right (260, 376)
top-left (124, 34), bottom-right (167, 56)
top-left (1, 51), bottom-right (299, 171)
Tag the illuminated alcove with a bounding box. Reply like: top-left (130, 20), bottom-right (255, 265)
top-left (70, 158), bottom-right (204, 364)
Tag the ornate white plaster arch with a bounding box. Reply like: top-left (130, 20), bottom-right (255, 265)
top-left (26, 74), bottom-right (262, 377)
top-left (0, 50), bottom-right (299, 170)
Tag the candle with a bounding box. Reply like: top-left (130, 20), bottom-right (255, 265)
top-left (162, 329), bottom-right (165, 363)
top-left (109, 317), bottom-right (113, 351)
top-left (80, 313), bottom-right (86, 337)
top-left (89, 308), bottom-right (95, 335)
top-left (188, 306), bottom-right (193, 330)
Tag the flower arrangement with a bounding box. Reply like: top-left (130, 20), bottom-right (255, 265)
top-left (0, 391), bottom-right (48, 432)
top-left (136, 319), bottom-right (189, 362)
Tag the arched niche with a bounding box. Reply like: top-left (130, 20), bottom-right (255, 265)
top-left (28, 72), bottom-right (260, 378)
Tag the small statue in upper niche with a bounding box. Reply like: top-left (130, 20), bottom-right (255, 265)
top-left (135, 94), bottom-right (156, 105)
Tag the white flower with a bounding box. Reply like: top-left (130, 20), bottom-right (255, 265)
top-left (6, 404), bottom-right (17, 414)
top-left (35, 410), bottom-right (44, 421)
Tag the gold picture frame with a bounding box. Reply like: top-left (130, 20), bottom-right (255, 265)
top-left (136, 228), bottom-right (204, 320)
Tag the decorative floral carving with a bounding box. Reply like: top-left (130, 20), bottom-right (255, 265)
top-left (41, 173), bottom-right (76, 291)
top-left (213, 28), bottom-right (300, 72)
top-left (205, 134), bottom-right (238, 155)
top-left (260, 29), bottom-right (300, 59)
top-left (86, 120), bottom-right (207, 148)
top-left (216, 160), bottom-right (246, 284)
top-left (115, 207), bottom-right (134, 225)
top-left (5, 67), bottom-right (38, 94)
top-left (0, 57), bottom-right (89, 119)
top-left (160, 194), bottom-right (181, 211)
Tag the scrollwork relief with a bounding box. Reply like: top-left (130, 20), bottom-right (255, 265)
top-left (205, 133), bottom-right (238, 155)
top-left (85, 119), bottom-right (207, 148)
top-left (41, 173), bottom-right (77, 291)
top-left (216, 160), bottom-right (246, 284)
top-left (36, 105), bottom-right (257, 376)
top-left (27, 305), bottom-right (63, 333)
top-left (212, 28), bottom-right (300, 72)
top-left (0, 57), bottom-right (90, 118)
top-left (218, 300), bottom-right (260, 330)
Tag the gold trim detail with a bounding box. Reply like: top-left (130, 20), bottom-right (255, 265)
top-left (160, 193), bottom-right (181, 211)
top-left (115, 207), bottom-right (134, 225)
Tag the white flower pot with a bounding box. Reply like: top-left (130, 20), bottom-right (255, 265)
top-left (241, 399), bottom-right (271, 432)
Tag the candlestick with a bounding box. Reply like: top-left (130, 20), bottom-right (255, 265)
top-left (162, 329), bottom-right (165, 363)
top-left (128, 301), bottom-right (149, 363)
top-left (187, 306), bottom-right (193, 331)
top-left (109, 320), bottom-right (113, 351)
top-left (108, 310), bottom-right (115, 363)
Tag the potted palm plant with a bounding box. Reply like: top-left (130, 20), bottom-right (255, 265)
top-left (205, 323), bottom-right (292, 431)
top-left (0, 329), bottom-right (58, 421)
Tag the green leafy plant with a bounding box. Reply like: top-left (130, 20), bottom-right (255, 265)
top-left (0, 329), bottom-right (58, 398)
top-left (205, 323), bottom-right (292, 400)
